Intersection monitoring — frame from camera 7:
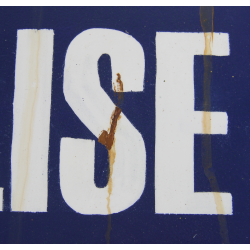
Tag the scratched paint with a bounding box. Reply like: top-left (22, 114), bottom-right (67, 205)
top-left (200, 6), bottom-right (229, 243)
top-left (98, 73), bottom-right (123, 243)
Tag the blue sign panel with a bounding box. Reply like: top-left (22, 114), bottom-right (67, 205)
top-left (0, 6), bottom-right (249, 244)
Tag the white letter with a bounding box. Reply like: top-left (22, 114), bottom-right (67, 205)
top-left (61, 28), bottom-right (146, 215)
top-left (155, 32), bottom-right (232, 214)
top-left (11, 29), bottom-right (54, 212)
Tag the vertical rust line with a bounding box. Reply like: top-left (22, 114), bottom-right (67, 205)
top-left (98, 73), bottom-right (123, 244)
top-left (105, 143), bottom-right (115, 244)
top-left (105, 214), bottom-right (112, 244)
top-left (200, 6), bottom-right (229, 244)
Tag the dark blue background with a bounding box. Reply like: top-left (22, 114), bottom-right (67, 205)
top-left (0, 6), bottom-right (249, 243)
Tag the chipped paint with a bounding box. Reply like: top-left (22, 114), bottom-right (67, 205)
top-left (200, 6), bottom-right (229, 243)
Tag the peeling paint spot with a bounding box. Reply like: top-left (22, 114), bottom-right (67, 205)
top-left (200, 6), bottom-right (229, 244)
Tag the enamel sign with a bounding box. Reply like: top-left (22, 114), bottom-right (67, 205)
top-left (0, 6), bottom-right (249, 243)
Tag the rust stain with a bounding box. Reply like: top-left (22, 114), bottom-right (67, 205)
top-left (113, 73), bottom-right (124, 107)
top-left (104, 140), bottom-right (116, 244)
top-left (98, 107), bottom-right (122, 150)
top-left (99, 73), bottom-right (123, 244)
top-left (200, 7), bottom-right (229, 244)
top-left (13, 30), bottom-right (41, 210)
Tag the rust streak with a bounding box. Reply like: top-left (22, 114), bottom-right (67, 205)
top-left (113, 73), bottom-right (124, 107)
top-left (99, 73), bottom-right (123, 244)
top-left (98, 107), bottom-right (122, 151)
top-left (104, 140), bottom-right (116, 244)
top-left (200, 7), bottom-right (229, 244)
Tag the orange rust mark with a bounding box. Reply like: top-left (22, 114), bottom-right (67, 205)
top-left (105, 140), bottom-right (116, 244)
top-left (113, 73), bottom-right (124, 107)
top-left (98, 107), bottom-right (122, 150)
top-left (115, 73), bottom-right (123, 92)
top-left (203, 32), bottom-right (213, 56)
top-left (200, 6), bottom-right (213, 135)
top-left (107, 139), bottom-right (116, 212)
top-left (99, 73), bottom-right (123, 244)
top-left (202, 112), bottom-right (211, 134)
top-left (200, 6), bottom-right (214, 56)
top-left (99, 107), bottom-right (121, 243)
top-left (200, 7), bottom-right (229, 243)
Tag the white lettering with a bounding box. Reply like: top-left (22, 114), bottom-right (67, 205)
top-left (155, 32), bottom-right (232, 214)
top-left (61, 28), bottom-right (146, 215)
top-left (11, 29), bottom-right (54, 212)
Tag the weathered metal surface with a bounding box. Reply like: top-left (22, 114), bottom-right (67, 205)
top-left (0, 6), bottom-right (249, 244)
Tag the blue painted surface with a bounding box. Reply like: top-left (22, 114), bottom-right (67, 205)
top-left (0, 6), bottom-right (249, 243)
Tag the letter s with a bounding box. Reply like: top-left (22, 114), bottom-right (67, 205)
top-left (61, 28), bottom-right (146, 215)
